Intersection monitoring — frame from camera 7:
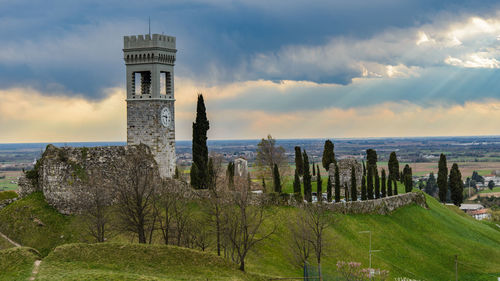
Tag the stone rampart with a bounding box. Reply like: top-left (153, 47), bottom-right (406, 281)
top-left (18, 144), bottom-right (159, 215)
top-left (259, 191), bottom-right (427, 215)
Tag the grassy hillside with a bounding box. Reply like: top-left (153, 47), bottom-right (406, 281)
top-left (0, 192), bottom-right (79, 256)
top-left (247, 193), bottom-right (500, 280)
top-left (37, 243), bottom-right (266, 281)
top-left (0, 247), bottom-right (40, 281)
top-left (0, 192), bottom-right (498, 280)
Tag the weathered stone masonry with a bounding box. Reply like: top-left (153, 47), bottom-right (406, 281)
top-left (18, 144), bottom-right (159, 215)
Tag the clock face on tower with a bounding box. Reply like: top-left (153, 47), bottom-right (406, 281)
top-left (160, 107), bottom-right (171, 128)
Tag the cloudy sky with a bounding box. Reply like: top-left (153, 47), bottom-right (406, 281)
top-left (2, 0), bottom-right (500, 142)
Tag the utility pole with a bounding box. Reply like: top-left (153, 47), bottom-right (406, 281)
top-left (455, 254), bottom-right (458, 281)
top-left (359, 231), bottom-right (381, 280)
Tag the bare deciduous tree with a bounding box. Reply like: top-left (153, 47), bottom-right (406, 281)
top-left (204, 153), bottom-right (228, 256)
top-left (255, 134), bottom-right (287, 186)
top-left (222, 186), bottom-right (275, 271)
top-left (113, 145), bottom-right (160, 244)
top-left (80, 167), bottom-right (113, 243)
top-left (288, 210), bottom-right (313, 268)
top-left (303, 203), bottom-right (332, 280)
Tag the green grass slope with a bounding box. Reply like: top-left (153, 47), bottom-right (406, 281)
top-left (248, 193), bottom-right (500, 280)
top-left (0, 191), bottom-right (499, 280)
top-left (37, 243), bottom-right (266, 281)
top-left (0, 192), bottom-right (78, 256)
top-left (0, 247), bottom-right (40, 281)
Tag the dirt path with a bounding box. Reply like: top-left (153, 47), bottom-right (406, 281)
top-left (469, 192), bottom-right (500, 200)
top-left (0, 231), bottom-right (42, 280)
top-left (0, 231), bottom-right (21, 247)
top-left (29, 260), bottom-right (42, 281)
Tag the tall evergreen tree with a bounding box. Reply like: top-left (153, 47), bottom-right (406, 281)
top-left (316, 165), bottom-right (322, 201)
top-left (403, 164), bottom-right (413, 193)
top-left (247, 172), bottom-right (252, 190)
top-left (227, 161), bottom-right (235, 190)
top-left (367, 166), bottom-right (374, 199)
top-left (381, 169), bottom-right (387, 198)
top-left (344, 182), bottom-right (349, 201)
top-left (449, 163), bottom-right (464, 206)
top-left (327, 176), bottom-right (332, 202)
top-left (207, 158), bottom-right (215, 189)
top-left (351, 165), bottom-right (357, 201)
top-left (375, 170), bottom-right (380, 199)
top-left (293, 169), bottom-right (301, 194)
top-left (273, 164), bottom-right (281, 194)
top-left (425, 172), bottom-right (437, 196)
top-left (387, 174), bottom-right (393, 196)
top-left (262, 178), bottom-right (266, 190)
top-left (191, 94), bottom-right (210, 189)
top-left (393, 176), bottom-right (398, 195)
top-left (174, 166), bottom-right (180, 180)
top-left (294, 146), bottom-right (304, 176)
top-left (388, 151), bottom-right (400, 181)
top-left (313, 163), bottom-right (316, 176)
top-left (366, 149), bottom-right (378, 170)
top-left (303, 151), bottom-right (312, 202)
top-left (437, 153), bottom-right (448, 203)
top-left (334, 162), bottom-right (341, 203)
top-left (322, 140), bottom-right (335, 171)
top-left (361, 175), bottom-right (367, 200)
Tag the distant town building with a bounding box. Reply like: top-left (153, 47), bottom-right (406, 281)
top-left (459, 204), bottom-right (491, 220)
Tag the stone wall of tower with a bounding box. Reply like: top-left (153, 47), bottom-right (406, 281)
top-left (127, 100), bottom-right (175, 178)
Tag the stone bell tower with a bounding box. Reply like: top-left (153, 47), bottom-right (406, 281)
top-left (123, 34), bottom-right (177, 178)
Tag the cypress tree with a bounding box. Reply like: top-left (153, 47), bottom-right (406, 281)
top-left (375, 170), bottom-right (380, 199)
top-left (334, 162), bottom-right (341, 203)
top-left (303, 150), bottom-right (312, 202)
top-left (388, 151), bottom-right (400, 181)
top-left (381, 169), bottom-right (387, 198)
top-left (437, 153), bottom-right (448, 203)
top-left (366, 149), bottom-right (378, 170)
top-left (227, 162), bottom-right (235, 190)
top-left (367, 166), bottom-right (374, 199)
top-left (425, 172), bottom-right (437, 197)
top-left (449, 163), bottom-right (464, 206)
top-left (247, 172), bottom-right (252, 190)
top-left (403, 164), bottom-right (412, 193)
top-left (393, 176), bottom-right (398, 195)
top-left (273, 164), bottom-right (281, 194)
top-left (293, 169), bottom-right (301, 194)
top-left (361, 175), bottom-right (367, 200)
top-left (174, 166), bottom-right (181, 180)
top-left (327, 176), bottom-right (332, 202)
top-left (294, 146), bottom-right (304, 176)
top-left (387, 174), bottom-right (393, 196)
top-left (191, 94), bottom-right (210, 189)
top-left (344, 182), bottom-right (349, 202)
top-left (207, 158), bottom-right (215, 189)
top-left (316, 165), bottom-right (322, 202)
top-left (313, 163), bottom-right (316, 176)
top-left (322, 140), bottom-right (335, 171)
top-left (351, 165), bottom-right (357, 201)
top-left (262, 178), bottom-right (266, 190)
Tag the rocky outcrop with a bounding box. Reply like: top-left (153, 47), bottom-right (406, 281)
top-left (18, 144), bottom-right (159, 215)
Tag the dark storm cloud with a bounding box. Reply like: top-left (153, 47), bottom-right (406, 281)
top-left (0, 0), bottom-right (499, 98)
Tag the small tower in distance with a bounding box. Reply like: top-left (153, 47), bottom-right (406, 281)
top-left (123, 34), bottom-right (177, 178)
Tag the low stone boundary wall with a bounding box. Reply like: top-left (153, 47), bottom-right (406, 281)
top-left (324, 192), bottom-right (428, 215)
top-left (262, 191), bottom-right (428, 215)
